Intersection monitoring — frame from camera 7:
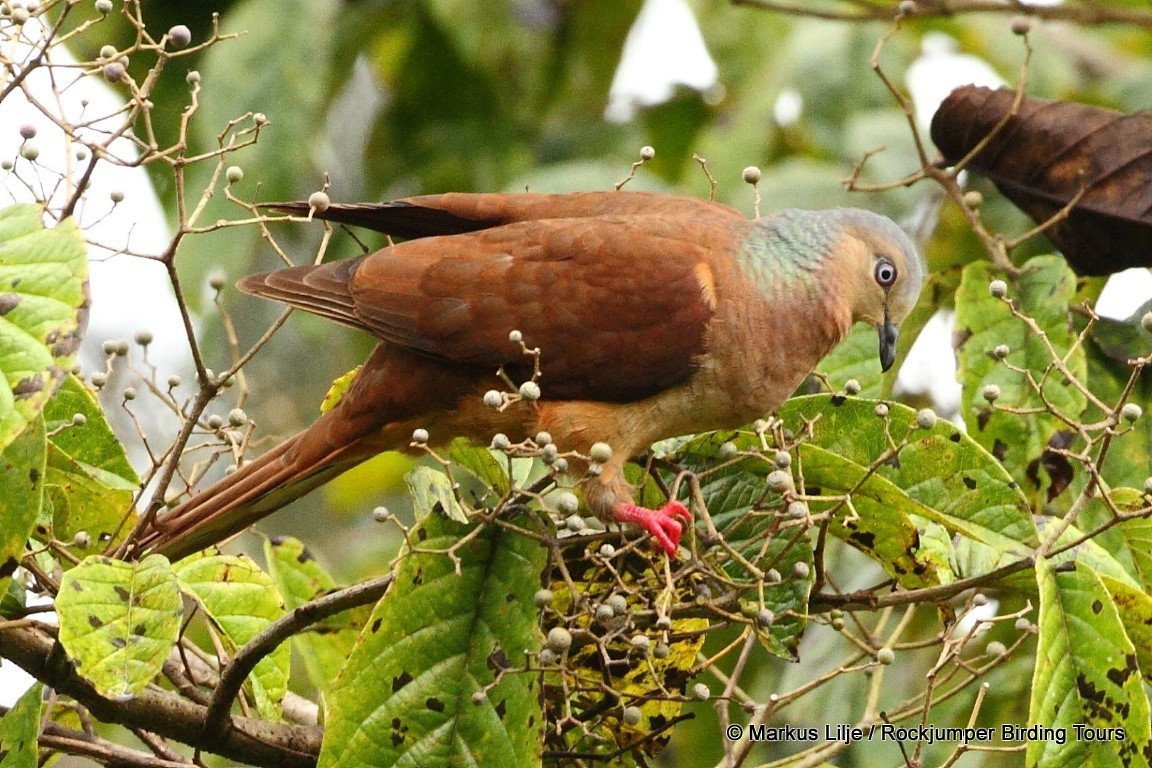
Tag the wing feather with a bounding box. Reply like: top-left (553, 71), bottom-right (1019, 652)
top-left (244, 199), bottom-right (749, 402)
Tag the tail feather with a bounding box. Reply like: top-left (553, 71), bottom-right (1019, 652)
top-left (140, 431), bottom-right (371, 561)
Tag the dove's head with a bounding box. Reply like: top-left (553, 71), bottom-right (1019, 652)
top-left (828, 209), bottom-right (923, 372)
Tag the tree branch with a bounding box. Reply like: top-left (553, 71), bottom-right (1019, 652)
top-left (0, 624), bottom-right (321, 768)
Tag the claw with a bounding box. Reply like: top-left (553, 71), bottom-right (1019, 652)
top-left (612, 501), bottom-right (692, 555)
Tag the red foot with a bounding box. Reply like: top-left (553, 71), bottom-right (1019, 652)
top-left (612, 501), bottom-right (692, 555)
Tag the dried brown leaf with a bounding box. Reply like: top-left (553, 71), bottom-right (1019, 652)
top-left (930, 85), bottom-right (1152, 275)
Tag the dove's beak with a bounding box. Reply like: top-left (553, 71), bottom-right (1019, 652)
top-left (878, 311), bottom-right (899, 373)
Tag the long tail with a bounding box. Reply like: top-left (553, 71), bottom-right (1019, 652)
top-left (138, 425), bottom-right (376, 561)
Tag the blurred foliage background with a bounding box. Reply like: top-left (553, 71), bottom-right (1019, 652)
top-left (67, 2), bottom-right (1152, 764)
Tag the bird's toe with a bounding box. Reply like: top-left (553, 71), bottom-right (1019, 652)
top-left (612, 501), bottom-right (692, 556)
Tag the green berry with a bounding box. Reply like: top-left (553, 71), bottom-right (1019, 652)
top-left (308, 191), bottom-right (330, 211)
top-left (552, 457), bottom-right (568, 473)
top-left (186, 70), bottom-right (201, 85)
top-left (630, 634), bottom-right (650, 652)
top-left (876, 647), bottom-right (895, 665)
top-left (71, 413), bottom-right (87, 426)
top-left (411, 428), bottom-right (429, 444)
top-left (792, 561), bottom-right (810, 579)
top-left (1121, 403), bottom-right (1142, 423)
top-left (787, 501), bottom-right (807, 518)
top-left (598, 543), bottom-right (615, 558)
top-left (208, 272), bottom-right (226, 290)
top-left (765, 568), bottom-right (781, 584)
top-left (766, 469), bottom-right (792, 493)
top-left (742, 166), bottom-right (761, 184)
top-left (874, 403), bottom-right (889, 418)
top-left (122, 386), bottom-right (137, 400)
top-left (564, 514), bottom-right (584, 532)
top-left (640, 145), bottom-right (655, 160)
top-left (1015, 618), bottom-right (1031, 632)
top-left (622, 705), bottom-right (642, 726)
top-left (556, 492), bottom-right (579, 515)
top-left (757, 609), bottom-right (775, 628)
top-left (606, 594), bottom-right (627, 613)
top-left (533, 588), bottom-right (553, 607)
top-left (206, 414), bottom-right (223, 430)
top-left (227, 408), bottom-right (247, 427)
top-left (507, 329), bottom-right (522, 343)
top-left (962, 189), bottom-right (983, 209)
top-left (718, 441), bottom-right (738, 459)
top-left (982, 384), bottom-right (1001, 402)
top-left (774, 450), bottom-right (791, 469)
top-left (986, 640), bottom-right (1007, 657)
top-left (993, 344), bottom-right (1010, 359)
top-left (519, 380), bottom-right (541, 400)
top-left (653, 642), bottom-right (670, 659)
top-left (534, 431), bottom-right (552, 446)
top-left (226, 165), bottom-right (243, 183)
top-left (72, 531), bottom-right (92, 548)
top-left (546, 626), bottom-right (573, 652)
top-left (972, 593), bottom-right (988, 606)
top-left (20, 144), bottom-right (38, 161)
top-left (916, 408), bottom-right (937, 429)
top-left (134, 329), bottom-right (152, 345)
top-left (491, 433), bottom-right (511, 450)
top-left (110, 190), bottom-right (124, 203)
top-left (371, 506), bottom-right (390, 522)
top-left (831, 617), bottom-right (845, 631)
top-left (595, 604), bottom-right (616, 624)
top-left (18, 124), bottom-right (35, 139)
top-left (471, 690), bottom-right (487, 705)
top-left (589, 442), bottom-right (612, 463)
top-left (90, 372), bottom-right (107, 387)
top-left (844, 378), bottom-right (861, 395)
top-left (95, 0), bottom-right (112, 13)
top-left (989, 279), bottom-right (1008, 299)
top-left (482, 389), bottom-right (502, 409)
top-left (537, 648), bottom-right (557, 665)
top-left (691, 683), bottom-right (710, 701)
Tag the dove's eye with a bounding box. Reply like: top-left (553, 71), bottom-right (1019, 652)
top-left (874, 259), bottom-right (897, 288)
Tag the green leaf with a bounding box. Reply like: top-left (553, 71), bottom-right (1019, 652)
top-left (43, 374), bottom-right (136, 488)
top-left (779, 396), bottom-right (1038, 551)
top-left (405, 464), bottom-right (469, 524)
top-left (27, 375), bottom-right (139, 559)
top-left (954, 255), bottom-right (1086, 494)
top-left (1028, 559), bottom-right (1151, 767)
top-left (1101, 576), bottom-right (1152, 684)
top-left (0, 416), bottom-right (44, 581)
top-left (264, 536), bottom-right (367, 695)
top-left (0, 206), bottom-right (88, 453)
top-left (56, 555), bottom-right (182, 699)
top-left (319, 516), bottom-right (546, 768)
top-left (0, 682), bottom-right (42, 768)
top-left (815, 321), bottom-right (886, 398)
top-left (174, 552), bottom-right (290, 721)
top-left (447, 438), bottom-right (513, 497)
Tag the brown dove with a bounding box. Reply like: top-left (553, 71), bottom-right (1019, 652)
top-left (139, 191), bottom-right (921, 560)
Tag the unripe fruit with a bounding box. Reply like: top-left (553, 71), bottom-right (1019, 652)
top-left (226, 165), bottom-right (243, 183)
top-left (989, 279), bottom-right (1007, 299)
top-left (546, 626), bottom-right (573, 652)
top-left (692, 683), bottom-right (710, 701)
top-left (622, 705), bottom-right (642, 726)
top-left (519, 380), bottom-right (541, 401)
top-left (986, 640), bottom-right (1007, 657)
top-left (742, 166), bottom-right (761, 184)
top-left (1121, 403), bottom-right (1142, 423)
top-left (308, 191), bottom-right (330, 211)
top-left (482, 389), bottom-right (502, 409)
top-left (982, 384), bottom-right (1001, 402)
top-left (916, 408), bottom-right (937, 430)
top-left (640, 145), bottom-right (655, 160)
top-left (556, 492), bottom-right (579, 514)
top-left (168, 24), bottom-right (191, 48)
top-left (371, 506), bottom-right (390, 522)
top-left (411, 428), bottom-right (429, 444)
top-left (876, 647), bottom-right (895, 665)
top-left (589, 442), bottom-right (612, 462)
